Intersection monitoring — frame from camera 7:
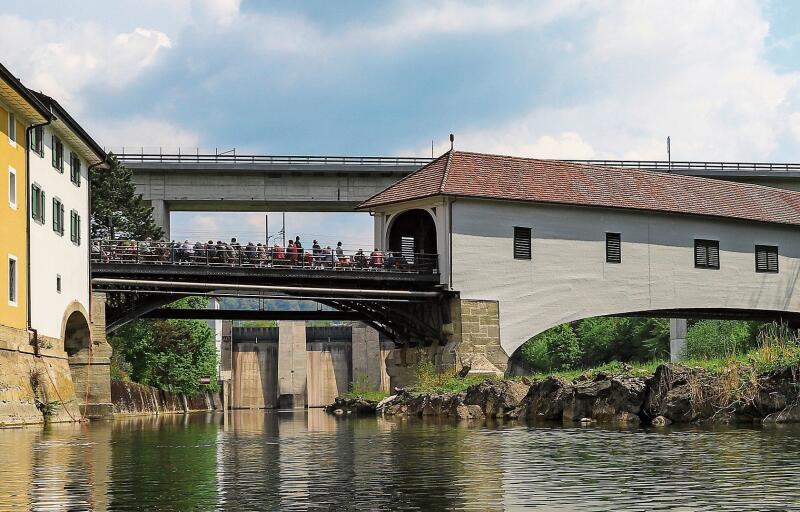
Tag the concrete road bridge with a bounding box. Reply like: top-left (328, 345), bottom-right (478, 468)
top-left (116, 150), bottom-right (800, 238)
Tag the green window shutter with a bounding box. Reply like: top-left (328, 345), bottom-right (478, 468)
top-left (52, 199), bottom-right (57, 231)
top-left (31, 185), bottom-right (36, 220)
top-left (51, 136), bottom-right (56, 167)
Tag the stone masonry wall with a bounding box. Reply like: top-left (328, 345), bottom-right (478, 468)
top-left (0, 325), bottom-right (82, 426)
top-left (111, 380), bottom-right (218, 415)
top-left (457, 299), bottom-right (508, 374)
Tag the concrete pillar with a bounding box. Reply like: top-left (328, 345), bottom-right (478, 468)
top-left (151, 199), bottom-right (170, 239)
top-left (670, 318), bottom-right (688, 362)
top-left (352, 324), bottom-right (388, 392)
top-left (306, 341), bottom-right (350, 407)
top-left (277, 321), bottom-right (306, 408)
top-left (232, 342), bottom-right (279, 408)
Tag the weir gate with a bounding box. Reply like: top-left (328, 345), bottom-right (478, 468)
top-left (224, 324), bottom-right (393, 408)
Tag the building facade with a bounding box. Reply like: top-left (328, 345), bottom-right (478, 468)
top-left (27, 92), bottom-right (105, 346)
top-left (361, 151), bottom-right (800, 372)
top-left (0, 64), bottom-right (50, 340)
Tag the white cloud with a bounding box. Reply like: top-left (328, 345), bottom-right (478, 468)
top-left (790, 113), bottom-right (800, 143)
top-left (89, 117), bottom-right (201, 150)
top-left (193, 0), bottom-right (241, 29)
top-left (418, 0), bottom-right (800, 161)
top-left (245, 1), bottom-right (586, 57)
top-left (0, 16), bottom-right (173, 112)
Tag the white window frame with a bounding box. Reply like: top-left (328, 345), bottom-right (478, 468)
top-left (7, 112), bottom-right (16, 147)
top-left (8, 254), bottom-right (18, 307)
top-left (8, 166), bottom-right (16, 210)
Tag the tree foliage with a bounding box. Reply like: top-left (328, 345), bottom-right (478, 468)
top-left (90, 153), bottom-right (164, 240)
top-left (686, 320), bottom-right (760, 359)
top-left (110, 298), bottom-right (218, 394)
top-left (516, 316), bottom-right (670, 372)
top-left (515, 316), bottom-right (769, 372)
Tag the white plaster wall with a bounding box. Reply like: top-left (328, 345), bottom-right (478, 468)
top-left (29, 125), bottom-right (90, 339)
top-left (450, 199), bottom-right (800, 357)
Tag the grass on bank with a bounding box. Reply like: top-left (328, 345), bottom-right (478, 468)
top-left (343, 324), bottom-right (800, 400)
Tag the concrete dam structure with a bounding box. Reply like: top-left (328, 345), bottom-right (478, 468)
top-left (225, 323), bottom-right (392, 409)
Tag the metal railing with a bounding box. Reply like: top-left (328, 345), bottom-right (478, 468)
top-left (112, 149), bottom-right (433, 167)
top-left (558, 159), bottom-right (800, 174)
top-left (91, 240), bottom-right (439, 274)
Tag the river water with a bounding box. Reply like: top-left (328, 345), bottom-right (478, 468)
top-left (1, 410), bottom-right (799, 511)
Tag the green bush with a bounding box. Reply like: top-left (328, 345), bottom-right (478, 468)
top-left (544, 324), bottom-right (581, 371)
top-left (686, 320), bottom-right (758, 359)
top-left (518, 336), bottom-right (550, 371)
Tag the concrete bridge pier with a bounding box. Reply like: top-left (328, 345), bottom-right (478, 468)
top-left (150, 199), bottom-right (170, 239)
top-left (670, 318), bottom-right (688, 362)
top-left (277, 321), bottom-right (307, 408)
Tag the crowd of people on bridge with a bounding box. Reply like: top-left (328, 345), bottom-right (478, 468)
top-left (91, 236), bottom-right (432, 272)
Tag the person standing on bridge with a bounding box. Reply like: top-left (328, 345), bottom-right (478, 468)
top-left (312, 240), bottom-right (322, 267)
top-left (288, 240), bottom-right (299, 265)
top-left (295, 236), bottom-right (302, 252)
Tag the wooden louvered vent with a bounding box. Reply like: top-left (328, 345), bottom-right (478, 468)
top-left (606, 233), bottom-right (621, 263)
top-left (755, 245), bottom-right (778, 273)
top-left (694, 239), bottom-right (720, 269)
top-left (401, 236), bottom-right (415, 264)
top-left (513, 227), bottom-right (532, 260)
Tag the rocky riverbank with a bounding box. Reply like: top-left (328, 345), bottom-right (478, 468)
top-left (326, 364), bottom-right (800, 425)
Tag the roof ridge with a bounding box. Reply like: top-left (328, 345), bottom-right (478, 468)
top-left (439, 150), bottom-right (453, 193)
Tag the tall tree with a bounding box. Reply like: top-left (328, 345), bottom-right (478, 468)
top-left (90, 153), bottom-right (164, 240)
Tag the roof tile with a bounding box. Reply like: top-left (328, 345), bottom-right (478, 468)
top-left (359, 150), bottom-right (800, 227)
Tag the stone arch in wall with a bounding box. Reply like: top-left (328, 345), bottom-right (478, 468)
top-left (61, 302), bottom-right (91, 359)
top-left (386, 208), bottom-right (438, 260)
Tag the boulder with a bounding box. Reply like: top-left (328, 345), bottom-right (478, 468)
top-left (515, 376), bottom-right (574, 421)
top-left (564, 375), bottom-right (646, 424)
top-left (464, 380), bottom-right (529, 418)
top-left (643, 364), bottom-right (713, 423)
top-left (763, 403), bottom-right (800, 424)
top-left (324, 397), bottom-right (378, 415)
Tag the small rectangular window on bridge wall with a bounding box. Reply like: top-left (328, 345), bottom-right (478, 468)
top-left (606, 232), bottom-right (621, 263)
top-left (694, 239), bottom-right (720, 269)
top-left (513, 227), bottom-right (532, 260)
top-left (755, 245), bottom-right (778, 273)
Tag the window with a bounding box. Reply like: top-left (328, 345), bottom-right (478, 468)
top-left (56, 274), bottom-right (62, 293)
top-left (606, 232), bottom-right (621, 263)
top-left (70, 210), bottom-right (81, 245)
top-left (8, 256), bottom-right (17, 306)
top-left (30, 126), bottom-right (43, 157)
top-left (7, 112), bottom-right (15, 144)
top-left (8, 167), bottom-right (16, 209)
top-left (52, 135), bottom-right (63, 172)
top-left (694, 239), bottom-right (720, 269)
top-left (513, 226), bottom-right (532, 260)
top-left (755, 245), bottom-right (778, 273)
top-left (31, 184), bottom-right (45, 224)
top-left (52, 198), bottom-right (64, 235)
top-left (69, 152), bottom-right (81, 186)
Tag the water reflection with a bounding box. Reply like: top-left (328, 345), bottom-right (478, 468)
top-left (1, 412), bottom-right (800, 510)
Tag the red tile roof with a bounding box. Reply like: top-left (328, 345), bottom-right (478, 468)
top-left (358, 151), bottom-right (800, 227)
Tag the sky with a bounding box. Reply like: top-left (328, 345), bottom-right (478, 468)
top-left (2, 0), bottom-right (800, 246)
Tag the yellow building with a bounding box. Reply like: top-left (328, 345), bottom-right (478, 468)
top-left (0, 63), bottom-right (51, 335)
